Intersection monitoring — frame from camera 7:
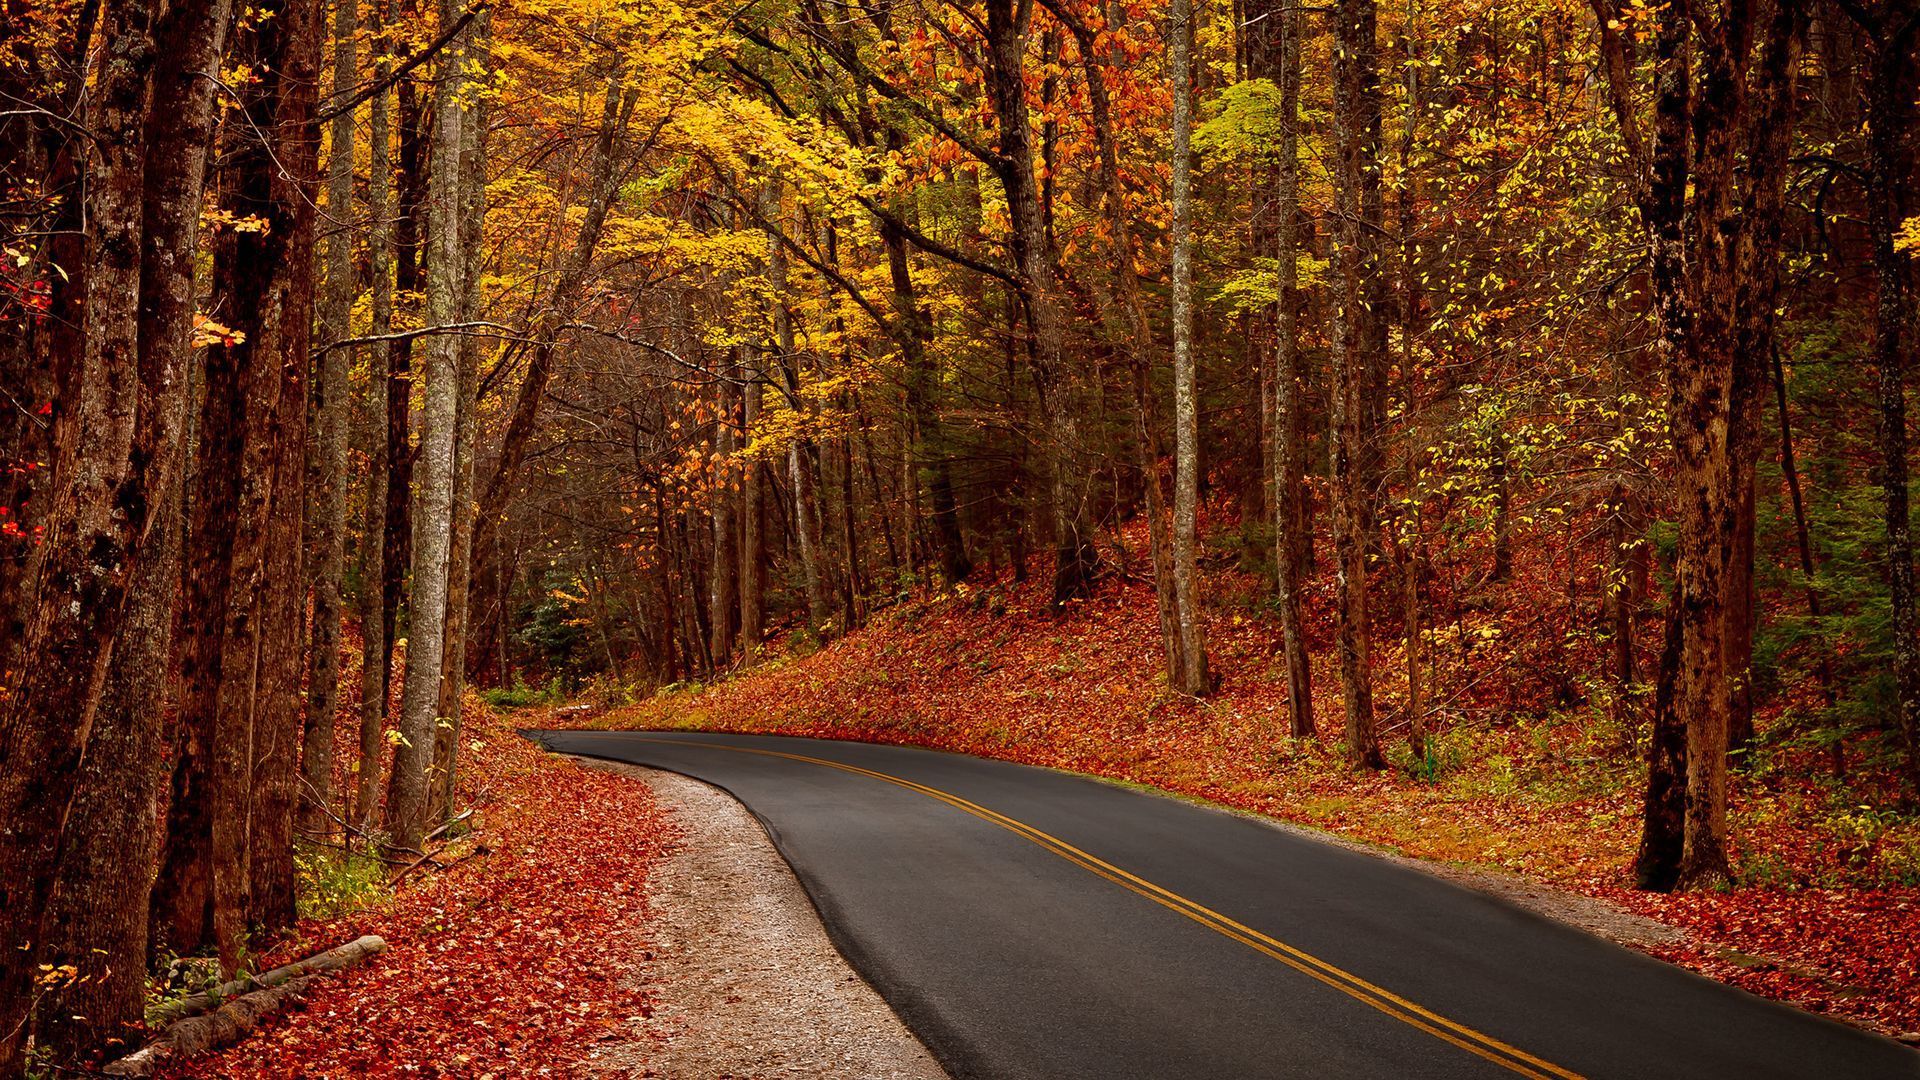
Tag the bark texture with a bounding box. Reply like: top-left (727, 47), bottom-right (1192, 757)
top-left (1168, 0), bottom-right (1210, 695)
top-left (1330, 0), bottom-right (1384, 768)
top-left (301, 0), bottom-right (361, 840)
top-left (386, 3), bottom-right (467, 852)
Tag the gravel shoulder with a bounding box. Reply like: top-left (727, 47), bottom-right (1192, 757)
top-left (571, 757), bottom-right (948, 1080)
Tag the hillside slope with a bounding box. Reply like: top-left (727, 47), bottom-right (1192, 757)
top-left (571, 553), bottom-right (1920, 1040)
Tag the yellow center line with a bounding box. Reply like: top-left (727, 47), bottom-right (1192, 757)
top-left (611, 735), bottom-right (1586, 1080)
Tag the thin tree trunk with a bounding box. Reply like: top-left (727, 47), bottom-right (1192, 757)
top-left (301, 0), bottom-right (361, 841)
top-left (1490, 433), bottom-right (1512, 582)
top-left (354, 0), bottom-right (396, 831)
top-left (1725, 0), bottom-right (1804, 755)
top-left (984, 0), bottom-right (1096, 604)
top-left (1605, 481), bottom-right (1645, 722)
top-left (765, 183), bottom-right (833, 636)
top-left (434, 18), bottom-right (489, 819)
top-left (740, 362), bottom-right (766, 661)
top-left (1770, 344), bottom-right (1836, 715)
top-left (1863, 17), bottom-right (1920, 783)
top-left (887, 198), bottom-right (972, 585)
top-left (1399, 0), bottom-right (1424, 760)
top-left (1330, 0), bottom-right (1383, 768)
top-left (1043, 0), bottom-right (1185, 686)
top-left (1636, 591), bottom-right (1688, 890)
top-left (250, 0), bottom-right (324, 936)
top-left (385, 5), bottom-right (466, 853)
top-left (1168, 0), bottom-right (1210, 695)
top-left (840, 410), bottom-right (865, 624)
top-left (1268, 0), bottom-right (1314, 737)
top-left (709, 377), bottom-right (739, 661)
top-left (379, 52), bottom-right (426, 734)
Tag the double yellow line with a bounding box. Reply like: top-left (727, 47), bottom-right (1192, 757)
top-left (618, 736), bottom-right (1585, 1080)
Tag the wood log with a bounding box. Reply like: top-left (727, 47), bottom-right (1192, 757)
top-left (104, 935), bottom-right (387, 1075)
top-left (145, 933), bottom-right (387, 1027)
top-left (105, 977), bottom-right (316, 1076)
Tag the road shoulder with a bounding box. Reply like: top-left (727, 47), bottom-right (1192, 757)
top-left (572, 757), bottom-right (948, 1080)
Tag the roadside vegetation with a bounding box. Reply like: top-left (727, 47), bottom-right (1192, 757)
top-left (569, 524), bottom-right (1920, 1038)
top-left (143, 703), bottom-right (673, 1078)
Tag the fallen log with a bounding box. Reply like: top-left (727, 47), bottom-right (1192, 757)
top-left (105, 976), bottom-right (316, 1076)
top-left (146, 933), bottom-right (387, 1027)
top-left (105, 935), bottom-right (387, 1075)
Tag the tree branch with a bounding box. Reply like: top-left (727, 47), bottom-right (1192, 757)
top-left (315, 3), bottom-right (490, 124)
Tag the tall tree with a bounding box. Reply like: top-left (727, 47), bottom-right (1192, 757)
top-left (765, 182), bottom-right (835, 636)
top-left (1168, 0), bottom-right (1210, 695)
top-left (710, 377), bottom-right (740, 660)
top-left (983, 0), bottom-right (1098, 604)
top-left (1248, 0), bottom-right (1315, 738)
top-left (302, 0), bottom-right (362, 840)
top-left (1330, 0), bottom-right (1385, 768)
top-left (739, 366), bottom-right (766, 660)
top-left (435, 9), bottom-right (493, 818)
top-left (249, 0), bottom-right (323, 936)
top-left (0, 0), bottom-right (224, 1065)
top-left (354, 0), bottom-right (398, 830)
top-left (1848, 0), bottom-right (1920, 783)
top-left (1037, 0), bottom-right (1187, 689)
top-left (386, 1), bottom-right (468, 852)
top-left (1593, 0), bottom-right (1805, 889)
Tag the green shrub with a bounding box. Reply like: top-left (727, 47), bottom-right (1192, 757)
top-left (481, 678), bottom-right (562, 709)
top-left (295, 842), bottom-right (389, 922)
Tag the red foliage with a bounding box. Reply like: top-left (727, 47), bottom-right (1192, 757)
top-left (164, 708), bottom-right (675, 1077)
top-left (583, 525), bottom-right (1920, 1038)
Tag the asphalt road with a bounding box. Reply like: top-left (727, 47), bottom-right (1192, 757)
top-left (527, 729), bottom-right (1920, 1080)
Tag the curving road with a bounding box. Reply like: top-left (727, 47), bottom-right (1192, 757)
top-left (527, 729), bottom-right (1919, 1080)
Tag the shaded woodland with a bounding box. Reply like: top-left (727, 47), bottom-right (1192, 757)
top-left (2, 0), bottom-right (1919, 1069)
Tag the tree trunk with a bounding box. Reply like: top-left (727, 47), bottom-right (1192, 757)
top-left (380, 39), bottom-right (429, 715)
top-left (1168, 0), bottom-right (1210, 695)
top-left (434, 20), bottom-right (489, 819)
top-left (1594, 0), bottom-right (1796, 891)
top-left (984, 0), bottom-right (1096, 604)
top-left (887, 203), bottom-right (972, 586)
top-left (250, 0), bottom-right (323, 936)
top-left (1863, 18), bottom-right (1920, 783)
top-left (1771, 344), bottom-right (1837, 720)
top-left (740, 361), bottom-right (766, 661)
top-left (1636, 592), bottom-right (1688, 891)
top-left (1264, 0), bottom-right (1314, 738)
top-left (354, 0), bottom-right (396, 831)
top-left (1725, 0), bottom-right (1804, 756)
top-left (386, 5), bottom-right (467, 853)
top-left (1490, 433), bottom-right (1512, 582)
top-left (153, 0), bottom-right (312, 972)
top-left (0, 1), bottom-right (162, 1059)
top-left (1330, 0), bottom-right (1383, 768)
top-left (1045, 0), bottom-right (1185, 686)
top-left (765, 183), bottom-right (834, 637)
top-left (1398, 0), bottom-right (1425, 759)
top-left (300, 0), bottom-right (360, 842)
top-left (709, 378), bottom-right (739, 661)
top-left (27, 0), bottom-right (234, 1065)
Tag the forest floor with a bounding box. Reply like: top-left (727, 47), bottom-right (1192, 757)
top-left (565, 531), bottom-right (1920, 1042)
top-left (155, 704), bottom-right (676, 1078)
